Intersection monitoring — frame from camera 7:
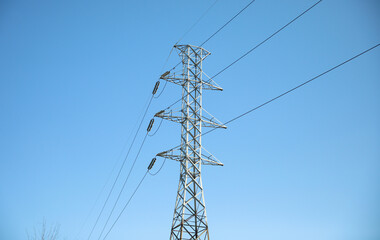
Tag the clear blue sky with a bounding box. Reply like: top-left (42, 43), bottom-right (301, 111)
top-left (1, 0), bottom-right (379, 239)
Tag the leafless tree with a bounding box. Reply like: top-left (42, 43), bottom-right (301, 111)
top-left (27, 219), bottom-right (60, 240)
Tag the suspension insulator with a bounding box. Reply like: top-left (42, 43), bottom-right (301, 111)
top-left (147, 118), bottom-right (154, 132)
top-left (160, 71), bottom-right (170, 79)
top-left (155, 110), bottom-right (165, 117)
top-left (152, 81), bottom-right (160, 95)
top-left (148, 157), bottom-right (156, 170)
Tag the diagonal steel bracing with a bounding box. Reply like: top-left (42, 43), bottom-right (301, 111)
top-left (155, 45), bottom-right (226, 240)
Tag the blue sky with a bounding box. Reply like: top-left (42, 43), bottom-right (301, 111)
top-left (0, 0), bottom-right (379, 239)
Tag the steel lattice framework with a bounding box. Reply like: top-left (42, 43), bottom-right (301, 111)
top-left (155, 45), bottom-right (226, 240)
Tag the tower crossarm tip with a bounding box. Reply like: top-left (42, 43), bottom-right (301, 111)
top-left (201, 147), bottom-right (224, 166)
top-left (156, 146), bottom-right (183, 162)
top-left (154, 107), bottom-right (227, 129)
top-left (160, 70), bottom-right (223, 91)
top-left (202, 117), bottom-right (227, 129)
top-left (202, 108), bottom-right (227, 129)
top-left (156, 146), bottom-right (223, 166)
top-left (203, 72), bottom-right (223, 91)
top-left (159, 71), bottom-right (184, 86)
top-left (154, 109), bottom-right (183, 124)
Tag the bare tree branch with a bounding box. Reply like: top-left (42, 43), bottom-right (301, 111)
top-left (27, 219), bottom-right (60, 240)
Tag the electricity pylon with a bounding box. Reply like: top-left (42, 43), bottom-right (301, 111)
top-left (155, 44), bottom-right (226, 240)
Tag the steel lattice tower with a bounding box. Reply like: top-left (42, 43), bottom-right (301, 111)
top-left (155, 45), bottom-right (226, 240)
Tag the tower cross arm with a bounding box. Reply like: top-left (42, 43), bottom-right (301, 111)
top-left (154, 108), bottom-right (227, 129)
top-left (156, 146), bottom-right (223, 166)
top-left (160, 72), bottom-right (223, 91)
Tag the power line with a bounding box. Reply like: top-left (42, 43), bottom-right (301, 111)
top-left (78, 90), bottom-right (151, 240)
top-left (169, 0), bottom-right (258, 72)
top-left (177, 0), bottom-right (220, 45)
top-left (203, 43), bottom-right (380, 136)
top-left (163, 0), bottom-right (323, 110)
top-left (200, 0), bottom-right (257, 47)
top-left (75, 145), bottom-right (123, 240)
top-left (102, 170), bottom-right (149, 240)
top-left (86, 95), bottom-right (153, 240)
top-left (97, 131), bottom-right (150, 240)
top-left (211, 0), bottom-right (323, 79)
top-left (163, 43), bottom-right (380, 153)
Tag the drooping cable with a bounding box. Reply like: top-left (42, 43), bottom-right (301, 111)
top-left (200, 0), bottom-right (257, 47)
top-left (202, 43), bottom-right (380, 136)
top-left (163, 0), bottom-right (324, 110)
top-left (76, 175), bottom-right (108, 239)
top-left (76, 152), bottom-right (121, 239)
top-left (97, 130), bottom-right (150, 240)
top-left (169, 0), bottom-right (258, 72)
top-left (102, 170), bottom-right (149, 240)
top-left (148, 117), bottom-right (164, 137)
top-left (155, 47), bottom-right (175, 99)
top-left (163, 43), bottom-right (379, 153)
top-left (101, 155), bottom-right (160, 239)
top-left (148, 157), bottom-right (167, 176)
top-left (77, 102), bottom-right (144, 240)
top-left (86, 95), bottom-right (153, 240)
top-left (177, 0), bottom-right (220, 45)
top-left (165, 98), bottom-right (181, 110)
top-left (153, 80), bottom-right (168, 99)
top-left (211, 0), bottom-right (323, 79)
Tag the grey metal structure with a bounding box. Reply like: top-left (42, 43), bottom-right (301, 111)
top-left (155, 44), bottom-right (226, 240)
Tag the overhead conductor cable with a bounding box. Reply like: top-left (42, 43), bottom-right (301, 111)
top-left (164, 0), bottom-right (324, 110)
top-left (96, 119), bottom-right (155, 240)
